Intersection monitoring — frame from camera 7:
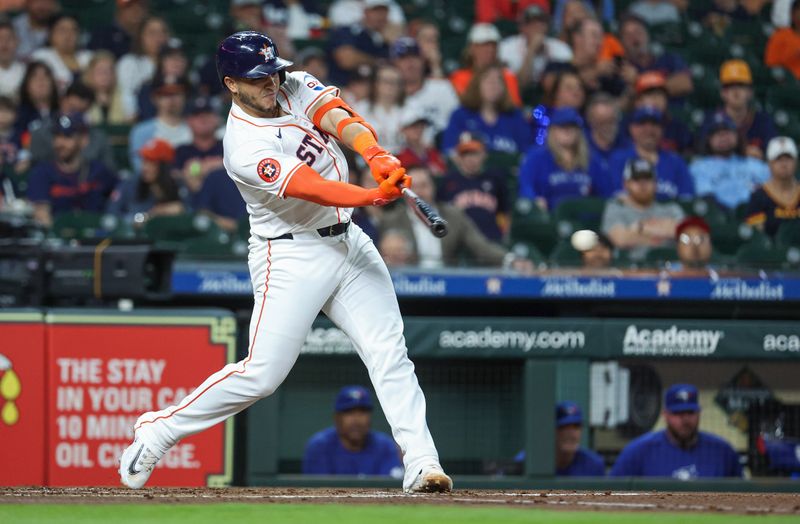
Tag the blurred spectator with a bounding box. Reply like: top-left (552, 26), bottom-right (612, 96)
top-left (600, 158), bottom-right (685, 260)
top-left (88, 0), bottom-right (148, 59)
top-left (128, 75), bottom-right (191, 173)
top-left (439, 132), bottom-right (509, 242)
top-left (442, 64), bottom-right (532, 156)
top-left (339, 64), bottom-right (372, 108)
top-left (703, 0), bottom-right (758, 36)
top-left (746, 136), bottom-right (800, 237)
top-left (630, 71), bottom-right (692, 155)
top-left (531, 68), bottom-right (586, 148)
top-left (396, 111), bottom-right (446, 177)
top-left (476, 0), bottom-right (549, 23)
top-left (379, 165), bottom-right (533, 271)
top-left (107, 138), bottom-right (184, 225)
top-left (413, 21), bottom-right (445, 79)
top-left (29, 81), bottom-right (114, 168)
top-left (174, 96), bottom-right (223, 205)
top-left (499, 5), bottom-right (573, 88)
top-left (690, 113), bottom-right (769, 210)
top-left (519, 108), bottom-right (595, 212)
top-left (568, 16), bottom-right (626, 96)
top-left (0, 96), bottom-right (28, 182)
top-left (597, 107), bottom-right (694, 200)
top-left (552, 0), bottom-right (615, 34)
top-left (302, 385), bottom-right (402, 477)
top-left (450, 23), bottom-right (522, 107)
top-left (617, 13), bottom-right (693, 99)
top-left (82, 50), bottom-right (129, 125)
top-left (136, 39), bottom-right (189, 121)
top-left (773, 0), bottom-right (794, 27)
top-left (611, 383), bottom-right (742, 478)
top-left (195, 168), bottom-right (247, 233)
top-left (354, 64), bottom-right (404, 153)
top-left (629, 0), bottom-right (681, 24)
top-left (764, 0), bottom-right (800, 79)
top-left (15, 61), bottom-right (59, 133)
top-left (294, 46), bottom-right (329, 85)
top-left (580, 230), bottom-right (613, 269)
top-left (393, 37), bottom-right (458, 137)
top-left (27, 113), bottom-right (117, 227)
top-left (327, 0), bottom-right (406, 30)
top-left (379, 229), bottom-right (414, 266)
top-left (585, 93), bottom-right (627, 174)
top-left (30, 14), bottom-right (92, 93)
top-left (116, 15), bottom-right (170, 120)
top-left (0, 19), bottom-right (25, 98)
top-left (675, 217), bottom-right (713, 269)
top-left (327, 0), bottom-right (392, 86)
top-left (701, 60), bottom-right (775, 159)
top-left (263, 0), bottom-right (324, 41)
top-left (12, 0), bottom-right (59, 60)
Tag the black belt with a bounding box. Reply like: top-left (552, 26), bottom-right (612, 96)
top-left (268, 221), bottom-right (350, 241)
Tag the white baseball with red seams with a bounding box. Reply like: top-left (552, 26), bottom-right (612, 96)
top-left (123, 72), bottom-right (444, 491)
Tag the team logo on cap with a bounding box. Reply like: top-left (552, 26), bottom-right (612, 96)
top-left (257, 158), bottom-right (281, 183)
top-left (259, 43), bottom-right (275, 62)
top-left (676, 389), bottom-right (691, 402)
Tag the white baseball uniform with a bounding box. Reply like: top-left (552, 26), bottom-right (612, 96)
top-left (132, 71), bottom-right (441, 488)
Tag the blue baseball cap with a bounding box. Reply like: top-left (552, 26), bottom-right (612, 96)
top-left (664, 383), bottom-right (701, 413)
top-left (631, 106), bottom-right (664, 125)
top-left (390, 37), bottom-right (420, 59)
top-left (706, 112), bottom-right (737, 134)
top-left (334, 385), bottom-right (373, 412)
top-left (549, 107), bottom-right (583, 127)
top-left (53, 113), bottom-right (88, 136)
top-left (556, 401), bottom-right (583, 427)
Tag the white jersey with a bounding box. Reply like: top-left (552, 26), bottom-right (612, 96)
top-left (222, 71), bottom-right (351, 239)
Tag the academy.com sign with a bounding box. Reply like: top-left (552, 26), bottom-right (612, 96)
top-left (439, 327), bottom-right (586, 352)
top-left (623, 325), bottom-right (723, 356)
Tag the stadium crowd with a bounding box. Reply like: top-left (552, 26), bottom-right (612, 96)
top-left (1, 0), bottom-right (800, 270)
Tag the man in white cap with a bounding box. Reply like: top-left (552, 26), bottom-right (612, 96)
top-left (745, 136), bottom-right (800, 237)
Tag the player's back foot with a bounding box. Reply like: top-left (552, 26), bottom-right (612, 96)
top-left (404, 464), bottom-right (453, 493)
top-left (119, 437), bottom-right (164, 489)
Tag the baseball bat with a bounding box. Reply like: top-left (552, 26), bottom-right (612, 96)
top-left (401, 187), bottom-right (448, 238)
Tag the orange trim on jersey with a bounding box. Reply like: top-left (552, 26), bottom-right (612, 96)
top-left (304, 86), bottom-right (337, 116)
top-left (134, 241), bottom-right (273, 433)
top-left (229, 113), bottom-right (344, 183)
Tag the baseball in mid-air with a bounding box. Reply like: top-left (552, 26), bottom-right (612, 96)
top-left (571, 229), bottom-right (599, 252)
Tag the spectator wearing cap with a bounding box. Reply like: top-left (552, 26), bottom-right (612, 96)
top-left (701, 60), bottom-right (776, 160)
top-left (326, 0), bottom-right (392, 87)
top-left (128, 74), bottom-right (191, 173)
top-left (600, 158), bottom-right (685, 260)
top-left (616, 13), bottom-right (693, 99)
top-left (82, 51), bottom-right (129, 125)
top-left (442, 64), bottom-right (532, 156)
top-left (116, 16), bottom-right (170, 119)
top-left (31, 14), bottom-right (93, 94)
top-left (393, 36), bottom-right (459, 137)
top-left (580, 230), bottom-right (614, 269)
top-left (766, 0), bottom-right (800, 80)
top-left (585, 93), bottom-right (628, 174)
top-left (29, 81), bottom-right (115, 168)
top-left (439, 132), bottom-right (510, 242)
top-left (395, 112), bottom-right (446, 176)
top-left (302, 385), bottom-right (403, 477)
top-left (107, 138), bottom-right (185, 225)
top-left (0, 19), bottom-right (25, 99)
top-left (690, 113), bottom-right (769, 211)
top-left (514, 401), bottom-right (605, 476)
top-left (745, 136), bottom-right (800, 237)
top-left (530, 68), bottom-right (586, 148)
top-left (675, 217), bottom-right (713, 270)
top-left (11, 0), bottom-right (59, 60)
top-left (136, 39), bottom-right (189, 121)
top-left (519, 108), bottom-right (597, 211)
top-left (450, 23), bottom-right (523, 107)
top-left (261, 0), bottom-right (323, 42)
top-left (174, 97), bottom-right (224, 201)
top-left (26, 113), bottom-right (118, 227)
top-left (611, 384), bottom-right (742, 479)
top-left (498, 5), bottom-right (573, 88)
top-left (629, 71), bottom-right (693, 155)
top-left (596, 106), bottom-right (694, 201)
top-left (88, 0), bottom-right (149, 59)
top-left (353, 64), bottom-right (404, 153)
top-left (379, 165), bottom-right (534, 272)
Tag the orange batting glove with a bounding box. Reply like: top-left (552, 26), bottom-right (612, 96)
top-left (370, 168), bottom-right (412, 206)
top-left (353, 131), bottom-right (403, 183)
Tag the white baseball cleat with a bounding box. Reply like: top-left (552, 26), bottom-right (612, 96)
top-left (404, 464), bottom-right (453, 493)
top-left (119, 438), bottom-right (164, 489)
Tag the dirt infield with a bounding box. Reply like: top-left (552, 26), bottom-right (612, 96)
top-left (2, 487), bottom-right (800, 515)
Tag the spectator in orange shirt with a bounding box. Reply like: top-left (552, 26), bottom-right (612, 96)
top-left (765, 0), bottom-right (800, 80)
top-left (449, 23), bottom-right (522, 107)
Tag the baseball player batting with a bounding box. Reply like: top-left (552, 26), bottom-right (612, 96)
top-left (119, 31), bottom-right (451, 493)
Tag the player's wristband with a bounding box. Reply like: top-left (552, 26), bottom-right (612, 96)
top-left (353, 132), bottom-right (380, 158)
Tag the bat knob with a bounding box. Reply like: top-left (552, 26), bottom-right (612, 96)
top-left (432, 220), bottom-right (448, 238)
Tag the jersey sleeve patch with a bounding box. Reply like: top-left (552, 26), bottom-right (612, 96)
top-left (257, 158), bottom-right (281, 183)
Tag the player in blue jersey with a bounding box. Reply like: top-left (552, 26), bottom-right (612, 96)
top-left (611, 384), bottom-right (742, 479)
top-left (303, 385), bottom-right (403, 477)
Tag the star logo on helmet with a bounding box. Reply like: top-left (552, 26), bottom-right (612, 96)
top-left (259, 43), bottom-right (275, 62)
